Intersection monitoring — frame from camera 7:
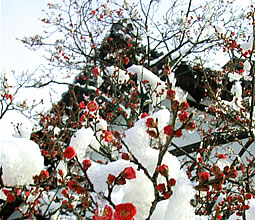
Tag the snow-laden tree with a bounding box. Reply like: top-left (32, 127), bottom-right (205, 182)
top-left (1, 0), bottom-right (255, 219)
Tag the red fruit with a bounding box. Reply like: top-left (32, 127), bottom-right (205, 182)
top-left (174, 129), bottom-right (182, 138)
top-left (223, 166), bottom-right (230, 174)
top-left (77, 186), bottom-right (84, 194)
top-left (61, 189), bottom-right (69, 198)
top-left (124, 57), bottom-right (129, 65)
top-left (218, 154), bottom-right (227, 159)
top-left (178, 111), bottom-right (189, 122)
top-left (93, 67), bottom-right (99, 77)
top-left (243, 204), bottom-right (250, 210)
top-left (245, 193), bottom-right (252, 200)
top-left (227, 169), bottom-right (238, 178)
top-left (147, 129), bottom-right (158, 138)
top-left (87, 101), bottom-right (98, 112)
top-left (179, 102), bottom-right (189, 111)
top-left (167, 89), bottom-right (175, 100)
top-left (141, 112), bottom-right (149, 118)
top-left (199, 172), bottom-right (210, 183)
top-left (158, 164), bottom-right (169, 177)
top-left (40, 170), bottom-right (50, 180)
top-left (121, 152), bottom-right (129, 160)
top-left (82, 159), bottom-right (92, 170)
top-left (63, 146), bottom-right (76, 159)
top-left (107, 174), bottom-right (116, 185)
top-left (157, 184), bottom-right (166, 193)
top-left (93, 205), bottom-right (113, 220)
top-left (104, 131), bottom-right (113, 143)
top-left (228, 195), bottom-right (233, 203)
top-left (146, 118), bottom-right (156, 128)
top-left (237, 195), bottom-right (244, 203)
top-left (236, 211), bottom-right (242, 216)
top-left (231, 40), bottom-right (237, 48)
top-left (215, 172), bottom-right (225, 185)
top-left (122, 167), bottom-right (136, 180)
top-left (7, 193), bottom-right (16, 203)
top-left (68, 180), bottom-right (77, 191)
top-left (212, 183), bottom-right (222, 191)
top-left (79, 101), bottom-right (86, 109)
top-left (164, 125), bottom-right (173, 136)
top-left (184, 121), bottom-right (196, 131)
top-left (113, 130), bottom-right (121, 139)
top-left (58, 169), bottom-right (64, 177)
top-left (211, 165), bottom-right (220, 175)
top-left (114, 203), bottom-right (137, 220)
top-left (116, 177), bottom-right (126, 185)
top-left (168, 178), bottom-right (176, 187)
top-left (163, 192), bottom-right (171, 199)
top-left (198, 185), bottom-right (210, 191)
top-left (198, 156), bottom-right (203, 163)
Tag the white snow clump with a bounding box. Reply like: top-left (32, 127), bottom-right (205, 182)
top-left (69, 127), bottom-right (94, 162)
top-left (121, 108), bottom-right (196, 219)
top-left (87, 159), bottom-right (135, 193)
top-left (0, 110), bottom-right (33, 139)
top-left (0, 111), bottom-right (44, 186)
top-left (106, 66), bottom-right (130, 84)
top-left (127, 65), bottom-right (167, 106)
top-left (121, 170), bottom-right (154, 220)
top-left (0, 137), bottom-right (44, 186)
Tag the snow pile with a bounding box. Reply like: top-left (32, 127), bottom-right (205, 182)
top-left (69, 127), bottom-right (94, 162)
top-left (87, 156), bottom-right (183, 219)
top-left (48, 125), bottom-right (61, 136)
top-left (124, 109), bottom-right (180, 177)
top-left (0, 137), bottom-right (44, 186)
top-left (0, 111), bottom-right (44, 186)
top-left (228, 72), bottom-right (242, 82)
top-left (0, 110), bottom-right (33, 139)
top-left (103, 65), bottom-right (188, 106)
top-left (121, 170), bottom-right (154, 220)
top-left (87, 159), bottom-right (135, 193)
top-left (94, 118), bottom-right (108, 132)
top-left (150, 171), bottom-right (204, 220)
top-left (164, 170), bottom-right (197, 219)
top-left (127, 65), bottom-right (167, 106)
top-left (118, 108), bottom-right (194, 219)
top-left (124, 109), bottom-right (170, 150)
top-left (106, 66), bottom-right (130, 84)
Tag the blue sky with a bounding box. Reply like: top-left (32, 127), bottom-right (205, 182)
top-left (1, 0), bottom-right (50, 73)
top-left (1, 0), bottom-right (252, 75)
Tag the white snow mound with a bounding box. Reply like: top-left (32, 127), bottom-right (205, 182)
top-left (0, 137), bottom-right (44, 186)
